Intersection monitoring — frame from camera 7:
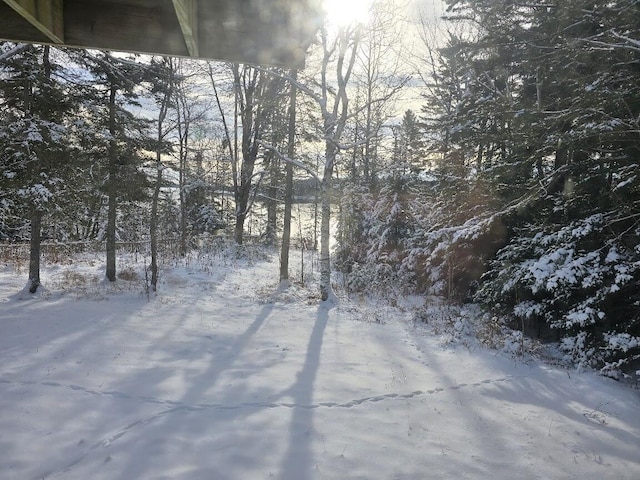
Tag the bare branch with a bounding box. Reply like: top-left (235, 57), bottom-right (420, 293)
top-left (258, 140), bottom-right (319, 182)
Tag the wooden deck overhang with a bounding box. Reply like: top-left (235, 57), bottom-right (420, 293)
top-left (0, 0), bottom-right (322, 67)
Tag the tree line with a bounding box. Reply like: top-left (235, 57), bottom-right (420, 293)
top-left (1, 0), bottom-right (638, 377)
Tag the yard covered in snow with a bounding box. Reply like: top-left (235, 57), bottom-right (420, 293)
top-left (1, 246), bottom-right (639, 479)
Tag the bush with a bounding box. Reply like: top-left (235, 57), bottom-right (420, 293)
top-left (475, 214), bottom-right (640, 377)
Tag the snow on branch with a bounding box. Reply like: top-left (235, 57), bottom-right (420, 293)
top-left (258, 141), bottom-right (319, 182)
top-left (0, 44), bottom-right (30, 64)
top-left (582, 31), bottom-right (640, 53)
top-left (612, 31), bottom-right (640, 51)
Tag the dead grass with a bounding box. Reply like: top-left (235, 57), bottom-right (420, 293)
top-left (117, 267), bottom-right (139, 282)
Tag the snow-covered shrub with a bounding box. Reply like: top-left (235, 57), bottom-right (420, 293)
top-left (337, 174), bottom-right (420, 296)
top-left (405, 210), bottom-right (507, 300)
top-left (600, 333), bottom-right (640, 379)
top-left (347, 260), bottom-right (401, 298)
top-left (189, 203), bottom-right (225, 235)
top-left (334, 183), bottom-right (372, 277)
top-left (475, 314), bottom-right (506, 349)
top-left (476, 214), bottom-right (640, 376)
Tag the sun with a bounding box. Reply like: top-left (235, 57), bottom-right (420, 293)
top-left (323, 0), bottom-right (374, 27)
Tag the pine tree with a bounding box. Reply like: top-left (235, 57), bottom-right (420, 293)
top-left (394, 109), bottom-right (424, 173)
top-left (0, 43), bottom-right (78, 292)
top-left (430, 0), bottom-right (640, 375)
top-left (80, 51), bottom-right (153, 282)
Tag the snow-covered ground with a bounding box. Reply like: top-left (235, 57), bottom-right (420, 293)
top-left (1, 247), bottom-right (639, 479)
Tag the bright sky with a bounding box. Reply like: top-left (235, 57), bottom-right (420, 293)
top-left (323, 0), bottom-right (374, 27)
top-left (323, 0), bottom-right (445, 27)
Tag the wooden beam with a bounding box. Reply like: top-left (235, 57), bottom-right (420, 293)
top-left (0, 0), bottom-right (320, 67)
top-left (1, 0), bottom-right (64, 43)
top-left (64, 1), bottom-right (190, 59)
top-left (172, 0), bottom-right (198, 57)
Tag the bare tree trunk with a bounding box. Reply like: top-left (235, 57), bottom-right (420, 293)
top-left (27, 46), bottom-right (50, 293)
top-left (106, 84), bottom-right (117, 282)
top-left (207, 64), bottom-right (235, 235)
top-left (280, 70), bottom-right (297, 284)
top-left (280, 161), bottom-right (294, 282)
top-left (176, 99), bottom-right (189, 256)
top-left (27, 209), bottom-right (42, 293)
top-left (319, 142), bottom-right (337, 301)
top-left (317, 26), bottom-right (360, 302)
top-left (172, 69), bottom-right (193, 257)
top-left (234, 211), bottom-right (247, 244)
top-left (179, 149), bottom-right (187, 255)
top-left (319, 182), bottom-right (332, 301)
top-left (150, 58), bottom-right (174, 292)
top-left (231, 65), bottom-right (256, 246)
top-left (265, 151), bottom-right (278, 245)
top-left (106, 182), bottom-right (117, 282)
top-left (150, 167), bottom-right (161, 290)
top-left (258, 26), bottom-right (361, 301)
top-left (231, 64), bottom-right (286, 245)
top-left (314, 169), bottom-right (319, 250)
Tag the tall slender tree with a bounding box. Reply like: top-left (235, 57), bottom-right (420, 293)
top-left (82, 51), bottom-right (152, 282)
top-left (149, 57), bottom-right (176, 291)
top-left (316, 24), bottom-right (361, 301)
top-left (279, 69), bottom-right (298, 285)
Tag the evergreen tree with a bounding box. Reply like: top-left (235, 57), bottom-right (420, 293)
top-left (0, 43), bottom-right (79, 292)
top-left (185, 150), bottom-right (224, 236)
top-left (80, 51), bottom-right (153, 281)
top-left (393, 109), bottom-right (424, 173)
top-left (423, 0), bottom-right (640, 375)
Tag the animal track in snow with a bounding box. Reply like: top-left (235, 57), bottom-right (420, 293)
top-left (11, 374), bottom-right (517, 478)
top-left (0, 374), bottom-right (516, 414)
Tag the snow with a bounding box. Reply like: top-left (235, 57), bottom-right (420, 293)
top-left (1, 250), bottom-right (639, 479)
top-left (613, 176), bottom-right (636, 192)
top-left (565, 308), bottom-right (597, 328)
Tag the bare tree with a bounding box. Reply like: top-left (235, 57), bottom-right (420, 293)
top-left (173, 68), bottom-right (192, 256)
top-left (263, 15), bottom-right (408, 300)
top-left (230, 64), bottom-right (286, 245)
top-left (172, 60), bottom-right (208, 255)
top-left (279, 69), bottom-right (298, 285)
top-left (316, 24), bottom-right (361, 301)
top-left (355, 0), bottom-right (410, 187)
top-left (149, 57), bottom-right (175, 291)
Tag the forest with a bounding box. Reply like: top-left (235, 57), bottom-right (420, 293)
top-left (1, 0), bottom-right (639, 379)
